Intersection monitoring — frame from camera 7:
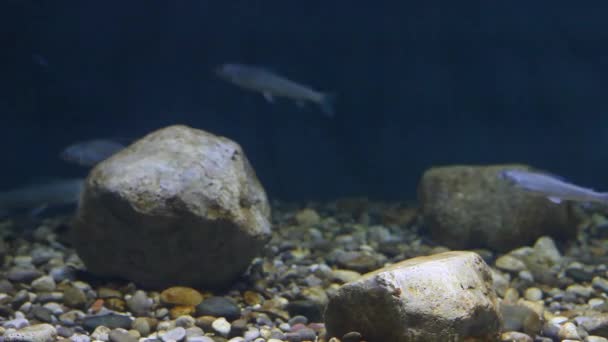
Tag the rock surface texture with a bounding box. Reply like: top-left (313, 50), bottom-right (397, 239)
top-left (418, 164), bottom-right (578, 251)
top-left (324, 251), bottom-right (501, 342)
top-left (73, 125), bottom-right (271, 288)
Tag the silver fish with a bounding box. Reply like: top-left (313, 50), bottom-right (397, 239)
top-left (500, 168), bottom-right (608, 204)
top-left (0, 178), bottom-right (84, 217)
top-left (61, 139), bottom-right (125, 167)
top-left (215, 63), bottom-right (335, 117)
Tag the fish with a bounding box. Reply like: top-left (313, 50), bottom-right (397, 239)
top-left (215, 63), bottom-right (335, 117)
top-left (60, 139), bottom-right (125, 167)
top-left (500, 168), bottom-right (608, 205)
top-left (0, 178), bottom-right (84, 217)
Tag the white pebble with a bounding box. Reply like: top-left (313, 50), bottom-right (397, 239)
top-left (524, 287), bottom-right (543, 301)
top-left (212, 317), bottom-right (231, 337)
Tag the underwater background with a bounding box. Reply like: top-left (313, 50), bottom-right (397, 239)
top-left (3, 1), bottom-right (608, 201)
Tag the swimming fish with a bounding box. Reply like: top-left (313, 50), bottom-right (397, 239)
top-left (0, 178), bottom-right (84, 217)
top-left (60, 139), bottom-right (125, 167)
top-left (500, 168), bottom-right (608, 205)
top-left (215, 63), bottom-right (335, 117)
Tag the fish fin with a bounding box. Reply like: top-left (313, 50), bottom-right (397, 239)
top-left (547, 196), bottom-right (562, 204)
top-left (319, 93), bottom-right (336, 118)
top-left (263, 92), bottom-right (275, 103)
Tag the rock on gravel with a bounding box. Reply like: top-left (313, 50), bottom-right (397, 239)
top-left (324, 251), bottom-right (500, 342)
top-left (418, 164), bottom-right (578, 251)
top-left (73, 125), bottom-right (272, 289)
top-left (4, 323), bottom-right (57, 342)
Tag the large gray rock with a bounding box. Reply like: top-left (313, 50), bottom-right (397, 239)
top-left (73, 125), bottom-right (271, 289)
top-left (418, 164), bottom-right (578, 252)
top-left (324, 251), bottom-right (501, 342)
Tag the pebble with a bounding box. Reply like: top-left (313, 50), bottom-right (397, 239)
top-left (7, 267), bottom-right (43, 283)
top-left (500, 331), bottom-right (533, 342)
top-left (186, 336), bottom-right (214, 342)
top-left (567, 284), bottom-right (594, 298)
top-left (342, 331), bottom-right (363, 342)
top-left (131, 317), bottom-right (151, 336)
top-left (109, 329), bottom-right (138, 342)
top-left (196, 296), bottom-right (241, 320)
top-left (91, 326), bottom-right (111, 341)
top-left (32, 305), bottom-right (54, 323)
top-left (126, 290), bottom-right (153, 316)
top-left (244, 327), bottom-right (260, 341)
top-left (587, 336), bottom-right (608, 342)
top-left (524, 287), bottom-right (543, 301)
top-left (4, 323), bottom-right (57, 342)
top-left (3, 316), bottom-right (29, 329)
top-left (63, 285), bottom-right (88, 309)
top-left (175, 315), bottom-right (196, 328)
top-left (160, 287), bottom-right (203, 306)
top-left (559, 322), bottom-right (581, 340)
top-left (294, 208), bottom-right (321, 226)
top-left (593, 277), bottom-right (608, 292)
top-left (70, 333), bottom-right (91, 342)
top-left (30, 275), bottom-right (56, 292)
top-left (495, 255), bottom-right (527, 272)
top-left (212, 317), bottom-right (231, 337)
top-left (161, 327), bottom-right (186, 342)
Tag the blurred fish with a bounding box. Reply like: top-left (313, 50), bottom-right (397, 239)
top-left (215, 63), bottom-right (335, 117)
top-left (0, 178), bottom-right (84, 217)
top-left (500, 168), bottom-right (608, 205)
top-left (60, 139), bottom-right (125, 167)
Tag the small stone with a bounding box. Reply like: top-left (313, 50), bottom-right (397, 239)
top-left (559, 322), bottom-right (581, 340)
top-left (575, 315), bottom-right (608, 337)
top-left (7, 267), bottom-right (43, 283)
top-left (170, 305), bottom-right (196, 319)
top-left (230, 318), bottom-right (247, 337)
top-left (524, 287), bottom-right (543, 301)
top-left (161, 287), bottom-right (203, 306)
top-left (288, 316), bottom-right (308, 326)
top-left (3, 316), bottom-right (29, 329)
top-left (342, 331), bottom-right (362, 342)
top-left (587, 336), bottom-right (608, 342)
top-left (161, 327), bottom-right (186, 342)
top-left (294, 208), bottom-right (321, 226)
top-left (127, 290), bottom-right (154, 316)
top-left (98, 288), bottom-right (122, 299)
top-left (31, 276), bottom-right (56, 292)
top-left (500, 331), bottom-right (533, 342)
top-left (4, 323), bottom-right (57, 342)
top-left (330, 269), bottom-right (361, 284)
top-left (593, 277), bottom-right (608, 292)
top-left (57, 326), bottom-right (74, 338)
top-left (70, 333), bottom-right (91, 342)
top-left (590, 298), bottom-right (608, 311)
top-left (109, 329), bottom-right (138, 342)
top-left (567, 284), bottom-right (594, 298)
top-left (175, 315), bottom-right (196, 328)
top-left (105, 298), bottom-right (127, 312)
top-left (495, 255), bottom-right (527, 272)
top-left (196, 297), bottom-right (241, 320)
top-left (242, 291), bottom-right (263, 306)
top-left (32, 306), bottom-right (54, 323)
top-left (91, 326), bottom-right (111, 341)
top-left (244, 327), bottom-right (260, 341)
top-left (131, 317), bottom-right (150, 337)
top-left (212, 317), bottom-right (231, 337)
top-left (186, 336), bottom-right (214, 342)
top-left (63, 285), bottom-right (88, 309)
top-left (49, 266), bottom-right (76, 282)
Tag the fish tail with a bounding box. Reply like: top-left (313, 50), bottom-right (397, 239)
top-left (319, 93), bottom-right (336, 118)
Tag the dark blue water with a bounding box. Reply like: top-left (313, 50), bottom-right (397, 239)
top-left (2, 2), bottom-right (607, 200)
